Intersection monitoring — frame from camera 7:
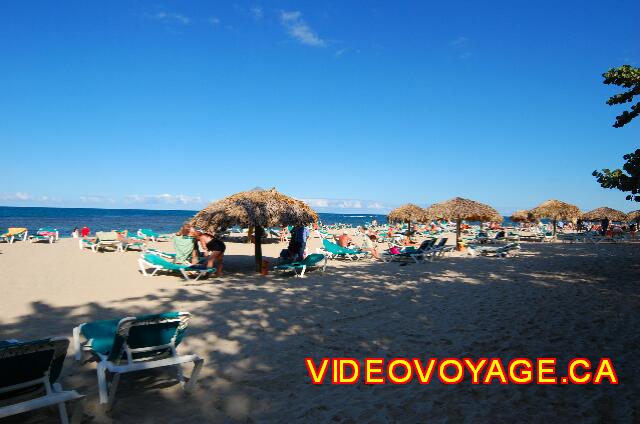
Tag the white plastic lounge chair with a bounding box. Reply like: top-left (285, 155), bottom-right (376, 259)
top-left (0, 338), bottom-right (84, 423)
top-left (138, 253), bottom-right (215, 281)
top-left (92, 232), bottom-right (123, 252)
top-left (72, 312), bottom-right (203, 406)
top-left (274, 253), bottom-right (327, 277)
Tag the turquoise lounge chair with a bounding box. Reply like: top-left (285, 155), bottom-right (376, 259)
top-left (321, 239), bottom-right (368, 261)
top-left (137, 229), bottom-right (171, 242)
top-left (275, 253), bottom-right (327, 277)
top-left (28, 228), bottom-right (59, 244)
top-left (72, 312), bottom-right (203, 405)
top-left (138, 253), bottom-right (215, 280)
top-left (0, 338), bottom-right (84, 423)
top-left (145, 248), bottom-right (177, 260)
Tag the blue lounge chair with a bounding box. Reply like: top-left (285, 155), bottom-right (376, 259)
top-left (321, 239), bottom-right (368, 261)
top-left (138, 253), bottom-right (214, 280)
top-left (72, 312), bottom-right (203, 405)
top-left (275, 253), bottom-right (327, 277)
top-left (0, 338), bottom-right (84, 423)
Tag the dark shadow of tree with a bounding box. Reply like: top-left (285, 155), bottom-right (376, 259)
top-left (1, 243), bottom-right (639, 423)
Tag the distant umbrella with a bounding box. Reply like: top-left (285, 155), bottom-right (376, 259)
top-left (388, 203), bottom-right (429, 236)
top-left (424, 197), bottom-right (502, 245)
top-left (191, 188), bottom-right (318, 271)
top-left (581, 207), bottom-right (628, 222)
top-left (510, 210), bottom-right (538, 223)
top-left (530, 199), bottom-right (581, 235)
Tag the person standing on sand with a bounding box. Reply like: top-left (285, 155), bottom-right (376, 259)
top-left (291, 224), bottom-right (310, 261)
top-left (601, 217), bottom-right (610, 236)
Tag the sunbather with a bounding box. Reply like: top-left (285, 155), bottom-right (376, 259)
top-left (337, 232), bottom-right (352, 248)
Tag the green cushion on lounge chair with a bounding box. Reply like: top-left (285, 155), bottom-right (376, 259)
top-left (95, 231), bottom-right (119, 242)
top-left (322, 239), bottom-right (363, 255)
top-left (80, 312), bottom-right (185, 361)
top-left (143, 253), bottom-right (189, 270)
top-left (276, 253), bottom-right (325, 270)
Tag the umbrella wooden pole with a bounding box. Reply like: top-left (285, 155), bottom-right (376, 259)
top-left (552, 220), bottom-right (557, 236)
top-left (255, 226), bottom-right (263, 272)
top-left (456, 218), bottom-right (462, 246)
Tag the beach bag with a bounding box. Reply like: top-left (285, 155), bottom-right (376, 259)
top-left (389, 246), bottom-right (401, 255)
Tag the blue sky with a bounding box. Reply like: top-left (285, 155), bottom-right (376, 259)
top-left (1, 0), bottom-right (639, 214)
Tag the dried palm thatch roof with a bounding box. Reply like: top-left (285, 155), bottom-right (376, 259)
top-left (424, 197), bottom-right (503, 223)
top-left (581, 207), bottom-right (628, 222)
top-left (627, 210), bottom-right (640, 222)
top-left (510, 210), bottom-right (538, 223)
top-left (530, 200), bottom-right (581, 221)
top-left (190, 188), bottom-right (318, 232)
top-left (387, 203), bottom-right (428, 223)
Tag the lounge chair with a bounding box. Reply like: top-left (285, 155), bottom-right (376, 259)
top-left (123, 240), bottom-right (146, 251)
top-left (467, 242), bottom-right (521, 257)
top-left (145, 248), bottom-right (177, 261)
top-left (78, 238), bottom-right (96, 251)
top-left (321, 239), bottom-right (369, 260)
top-left (138, 253), bottom-right (215, 281)
top-left (92, 231), bottom-right (123, 252)
top-left (72, 312), bottom-right (203, 405)
top-left (382, 239), bottom-right (451, 263)
top-left (1, 228), bottom-right (28, 244)
top-left (0, 338), bottom-right (84, 423)
top-left (29, 228), bottom-right (59, 244)
top-left (275, 253), bottom-right (327, 277)
top-left (137, 229), bottom-right (171, 242)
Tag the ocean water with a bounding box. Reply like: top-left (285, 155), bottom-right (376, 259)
top-left (0, 207), bottom-right (388, 237)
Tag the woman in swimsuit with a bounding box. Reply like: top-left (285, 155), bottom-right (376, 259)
top-left (191, 227), bottom-right (225, 276)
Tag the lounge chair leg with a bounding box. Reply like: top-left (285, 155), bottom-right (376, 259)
top-left (72, 326), bottom-right (81, 361)
top-left (57, 399), bottom-right (70, 424)
top-left (107, 373), bottom-right (120, 408)
top-left (70, 397), bottom-right (85, 424)
top-left (184, 358), bottom-right (204, 392)
top-left (175, 363), bottom-right (185, 384)
top-left (298, 265), bottom-right (307, 278)
top-left (97, 363), bottom-right (109, 404)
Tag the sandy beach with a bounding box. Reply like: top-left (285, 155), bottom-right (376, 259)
top-left (1, 235), bottom-right (638, 423)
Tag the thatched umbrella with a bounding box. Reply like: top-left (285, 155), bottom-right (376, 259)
top-left (190, 188), bottom-right (318, 271)
top-left (581, 206), bottom-right (628, 222)
top-left (424, 197), bottom-right (503, 245)
top-left (510, 210), bottom-right (538, 223)
top-left (627, 210), bottom-right (640, 222)
top-left (387, 203), bottom-right (428, 236)
top-left (530, 199), bottom-right (580, 235)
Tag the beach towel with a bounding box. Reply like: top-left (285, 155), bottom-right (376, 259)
top-left (173, 235), bottom-right (196, 264)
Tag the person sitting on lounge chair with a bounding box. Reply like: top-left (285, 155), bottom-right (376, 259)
top-left (337, 232), bottom-right (352, 248)
top-left (356, 227), bottom-right (380, 259)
